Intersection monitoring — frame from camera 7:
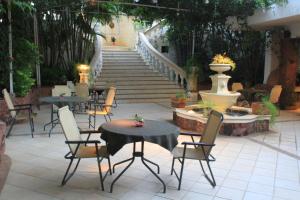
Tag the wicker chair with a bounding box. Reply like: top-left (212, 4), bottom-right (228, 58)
top-left (270, 85), bottom-right (282, 104)
top-left (171, 110), bottom-right (223, 190)
top-left (232, 82), bottom-right (243, 92)
top-left (2, 89), bottom-right (34, 138)
top-left (58, 106), bottom-right (111, 191)
top-left (87, 86), bottom-right (116, 129)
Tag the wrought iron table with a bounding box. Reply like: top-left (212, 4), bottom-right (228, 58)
top-left (99, 119), bottom-right (179, 193)
top-left (39, 96), bottom-right (88, 136)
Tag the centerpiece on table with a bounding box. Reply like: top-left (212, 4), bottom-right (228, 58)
top-left (134, 114), bottom-right (144, 127)
top-left (210, 53), bottom-right (236, 74)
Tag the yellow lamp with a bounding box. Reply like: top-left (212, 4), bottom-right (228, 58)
top-left (77, 64), bottom-right (90, 84)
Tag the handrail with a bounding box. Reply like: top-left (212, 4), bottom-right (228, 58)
top-left (137, 32), bottom-right (187, 89)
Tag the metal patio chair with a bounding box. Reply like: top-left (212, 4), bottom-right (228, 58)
top-left (87, 86), bottom-right (116, 129)
top-left (2, 89), bottom-right (35, 138)
top-left (171, 110), bottom-right (223, 190)
top-left (58, 106), bottom-right (111, 191)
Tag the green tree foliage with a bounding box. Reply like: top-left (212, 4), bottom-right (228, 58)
top-left (0, 0), bottom-right (117, 96)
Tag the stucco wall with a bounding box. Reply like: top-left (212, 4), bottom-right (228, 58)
top-left (101, 16), bottom-right (138, 49)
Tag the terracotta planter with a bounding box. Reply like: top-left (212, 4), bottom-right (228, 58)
top-left (171, 97), bottom-right (187, 108)
top-left (251, 102), bottom-right (269, 115)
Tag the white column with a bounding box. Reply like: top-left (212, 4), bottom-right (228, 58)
top-left (8, 0), bottom-right (13, 94)
top-left (263, 37), bottom-right (272, 83)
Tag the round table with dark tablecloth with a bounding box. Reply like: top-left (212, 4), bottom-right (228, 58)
top-left (99, 119), bottom-right (180, 193)
top-left (99, 119), bottom-right (179, 155)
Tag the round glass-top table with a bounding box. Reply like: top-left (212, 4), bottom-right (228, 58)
top-left (39, 96), bottom-right (88, 136)
top-left (99, 119), bottom-right (180, 193)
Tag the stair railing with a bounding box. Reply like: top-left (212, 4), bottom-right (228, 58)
top-left (137, 32), bottom-right (187, 89)
top-left (89, 23), bottom-right (103, 78)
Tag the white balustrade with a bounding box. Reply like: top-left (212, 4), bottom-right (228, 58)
top-left (137, 32), bottom-right (187, 89)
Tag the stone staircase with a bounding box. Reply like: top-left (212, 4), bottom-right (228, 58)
top-left (94, 47), bottom-right (184, 103)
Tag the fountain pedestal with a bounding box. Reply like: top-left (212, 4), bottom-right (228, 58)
top-left (199, 64), bottom-right (240, 112)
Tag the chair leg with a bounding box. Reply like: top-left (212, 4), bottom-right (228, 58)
top-left (199, 160), bottom-right (216, 187)
top-left (107, 114), bottom-right (111, 121)
top-left (88, 115), bottom-right (91, 128)
top-left (61, 158), bottom-right (81, 186)
top-left (103, 115), bottom-right (108, 122)
top-left (178, 157), bottom-right (185, 190)
top-left (93, 115), bottom-right (96, 130)
top-left (171, 157), bottom-right (175, 175)
top-left (107, 156), bottom-right (112, 175)
top-left (28, 112), bottom-right (34, 138)
top-left (6, 118), bottom-right (16, 138)
top-left (96, 156), bottom-right (105, 191)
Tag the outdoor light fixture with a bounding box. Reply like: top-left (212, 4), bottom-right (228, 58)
top-left (77, 64), bottom-right (90, 84)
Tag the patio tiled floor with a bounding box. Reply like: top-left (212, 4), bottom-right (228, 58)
top-left (1, 103), bottom-right (300, 200)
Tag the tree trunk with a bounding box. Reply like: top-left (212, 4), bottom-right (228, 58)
top-left (279, 38), bottom-right (298, 108)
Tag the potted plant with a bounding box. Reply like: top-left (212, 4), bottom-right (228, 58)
top-left (251, 95), bottom-right (279, 125)
top-left (210, 53), bottom-right (236, 74)
top-left (171, 92), bottom-right (188, 108)
top-left (111, 36), bottom-right (116, 45)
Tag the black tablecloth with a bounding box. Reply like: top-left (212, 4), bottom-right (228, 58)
top-left (99, 119), bottom-right (179, 155)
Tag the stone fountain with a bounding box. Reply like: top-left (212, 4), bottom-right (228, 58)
top-left (173, 65), bottom-right (271, 136)
top-left (199, 64), bottom-right (240, 112)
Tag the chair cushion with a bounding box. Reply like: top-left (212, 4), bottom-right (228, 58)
top-left (15, 113), bottom-right (35, 121)
top-left (172, 147), bottom-right (206, 160)
top-left (86, 110), bottom-right (108, 115)
top-left (76, 145), bottom-right (109, 158)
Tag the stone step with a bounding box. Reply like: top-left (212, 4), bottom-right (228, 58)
top-left (116, 93), bottom-right (176, 99)
top-left (101, 66), bottom-right (151, 70)
top-left (116, 88), bottom-right (183, 95)
top-left (98, 76), bottom-right (169, 81)
top-left (94, 84), bottom-right (180, 90)
top-left (99, 73), bottom-right (161, 77)
top-left (117, 98), bottom-right (171, 104)
top-left (103, 51), bottom-right (138, 55)
top-left (101, 68), bottom-right (153, 73)
top-left (103, 57), bottom-right (144, 63)
top-left (103, 46), bottom-right (132, 51)
top-left (95, 80), bottom-right (174, 86)
top-left (102, 54), bottom-right (142, 59)
top-left (103, 61), bottom-right (146, 65)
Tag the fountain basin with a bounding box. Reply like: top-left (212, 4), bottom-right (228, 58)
top-left (199, 90), bottom-right (241, 112)
top-left (173, 107), bottom-right (270, 136)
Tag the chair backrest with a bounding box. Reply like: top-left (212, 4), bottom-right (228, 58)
top-left (2, 89), bottom-right (16, 117)
top-left (67, 81), bottom-right (75, 93)
top-left (58, 106), bottom-right (82, 154)
top-left (75, 83), bottom-right (89, 98)
top-left (269, 85), bottom-right (282, 104)
top-left (102, 87), bottom-right (116, 113)
top-left (232, 82), bottom-right (243, 92)
top-left (199, 110), bottom-right (223, 155)
top-left (52, 85), bottom-right (71, 97)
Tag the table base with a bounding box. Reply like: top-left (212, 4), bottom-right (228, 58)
top-left (110, 141), bottom-right (166, 193)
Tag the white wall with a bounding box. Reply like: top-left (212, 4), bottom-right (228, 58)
top-left (101, 16), bottom-right (138, 49)
top-left (248, 0), bottom-right (300, 29)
